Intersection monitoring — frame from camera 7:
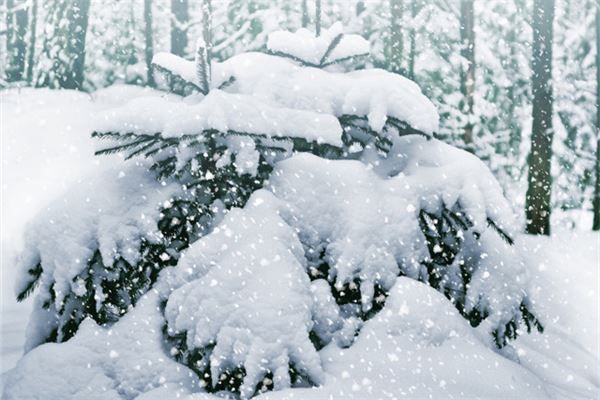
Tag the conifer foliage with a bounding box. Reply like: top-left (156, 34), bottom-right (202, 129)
top-left (15, 20), bottom-right (542, 399)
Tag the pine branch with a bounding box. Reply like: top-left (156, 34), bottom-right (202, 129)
top-left (16, 264), bottom-right (42, 302)
top-left (486, 218), bottom-right (514, 245)
top-left (195, 39), bottom-right (210, 95)
top-left (217, 75), bottom-right (236, 90)
top-left (153, 63), bottom-right (202, 95)
top-left (94, 134), bottom-right (160, 156)
top-left (320, 53), bottom-right (370, 68)
top-left (265, 50), bottom-right (322, 68)
top-left (319, 33), bottom-right (344, 66)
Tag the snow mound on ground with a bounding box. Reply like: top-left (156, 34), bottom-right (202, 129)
top-left (266, 22), bottom-right (369, 66)
top-left (162, 191), bottom-right (323, 398)
top-left (2, 291), bottom-right (199, 400)
top-left (253, 277), bottom-right (548, 400)
top-left (14, 163), bottom-right (180, 349)
top-left (134, 278), bottom-right (550, 400)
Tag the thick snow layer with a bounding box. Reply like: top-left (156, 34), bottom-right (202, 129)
top-left (266, 22), bottom-right (370, 65)
top-left (162, 192), bottom-right (323, 398)
top-left (269, 138), bottom-right (526, 328)
top-left (153, 52), bottom-right (197, 84)
top-left (152, 52), bottom-right (439, 135)
top-left (1, 87), bottom-right (144, 376)
top-left (3, 291), bottom-right (199, 400)
top-left (14, 163), bottom-right (180, 350)
top-left (216, 52), bottom-right (438, 134)
top-left (512, 233), bottom-right (600, 399)
top-left (95, 89), bottom-right (343, 146)
top-left (253, 278), bottom-right (550, 400)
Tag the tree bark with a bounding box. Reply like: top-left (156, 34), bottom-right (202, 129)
top-left (302, 0), bottom-right (309, 28)
top-left (315, 0), bottom-right (322, 36)
top-left (525, 0), bottom-right (555, 235)
top-left (389, 0), bottom-right (404, 74)
top-left (26, 0), bottom-right (38, 84)
top-left (144, 0), bottom-right (155, 87)
top-left (66, 0), bottom-right (90, 90)
top-left (70, 0), bottom-right (90, 89)
top-left (170, 0), bottom-right (188, 57)
top-left (593, 4), bottom-right (600, 230)
top-left (202, 0), bottom-right (212, 63)
top-left (460, 0), bottom-right (475, 145)
top-left (6, 0), bottom-right (29, 82)
top-left (407, 0), bottom-right (418, 81)
top-left (507, 24), bottom-right (521, 156)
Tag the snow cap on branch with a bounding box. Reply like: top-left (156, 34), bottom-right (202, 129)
top-left (267, 22), bottom-right (369, 67)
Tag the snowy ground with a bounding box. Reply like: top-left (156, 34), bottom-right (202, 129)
top-left (1, 88), bottom-right (598, 399)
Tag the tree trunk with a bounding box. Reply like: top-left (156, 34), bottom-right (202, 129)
top-left (248, 1), bottom-right (262, 38)
top-left (66, 0), bottom-right (89, 90)
top-left (302, 0), bottom-right (309, 28)
top-left (593, 4), bottom-right (600, 231)
top-left (26, 0), bottom-right (38, 84)
top-left (389, 0), bottom-right (403, 74)
top-left (6, 0), bottom-right (29, 82)
top-left (170, 0), bottom-right (188, 57)
top-left (315, 0), bottom-right (322, 36)
top-left (144, 0), bottom-right (155, 87)
top-left (460, 0), bottom-right (475, 145)
top-left (54, 0), bottom-right (90, 90)
top-left (525, 0), bottom-right (555, 235)
top-left (202, 0), bottom-right (212, 63)
top-left (407, 0), bottom-right (418, 81)
top-left (507, 25), bottom-right (521, 157)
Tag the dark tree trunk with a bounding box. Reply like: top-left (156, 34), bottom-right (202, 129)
top-left (170, 0), bottom-right (188, 57)
top-left (507, 25), bottom-right (521, 157)
top-left (389, 0), bottom-right (404, 74)
top-left (301, 0), bottom-right (309, 28)
top-left (315, 0), bottom-right (321, 36)
top-left (525, 0), bottom-right (555, 235)
top-left (65, 0), bottom-right (89, 90)
top-left (202, 0), bottom-right (212, 62)
top-left (248, 1), bottom-right (262, 38)
top-left (42, 0), bottom-right (89, 90)
top-left (593, 4), bottom-right (600, 231)
top-left (6, 0), bottom-right (29, 82)
top-left (407, 0), bottom-right (418, 81)
top-left (26, 0), bottom-right (38, 84)
top-left (144, 0), bottom-right (155, 87)
top-left (460, 0), bottom-right (475, 145)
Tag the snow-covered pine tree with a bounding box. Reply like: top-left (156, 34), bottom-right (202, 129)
top-left (14, 22), bottom-right (542, 399)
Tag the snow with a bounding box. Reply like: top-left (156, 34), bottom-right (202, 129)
top-left (254, 277), bottom-right (550, 400)
top-left (1, 88), bottom-right (124, 377)
top-left (513, 232), bottom-right (600, 398)
top-left (152, 47), bottom-right (438, 137)
top-left (3, 292), bottom-right (199, 400)
top-left (15, 162), bottom-right (181, 349)
top-left (215, 52), bottom-right (438, 135)
top-left (2, 87), bottom-right (598, 400)
top-left (269, 138), bottom-right (529, 332)
top-left (266, 22), bottom-right (370, 66)
top-left (162, 192), bottom-right (323, 398)
top-left (95, 89), bottom-right (343, 146)
top-left (152, 52), bottom-right (197, 84)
